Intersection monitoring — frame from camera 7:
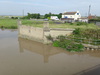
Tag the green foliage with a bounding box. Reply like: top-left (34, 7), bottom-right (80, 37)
top-left (58, 13), bottom-right (62, 19)
top-left (81, 29), bottom-right (100, 39)
top-left (0, 19), bottom-right (17, 29)
top-left (53, 35), bottom-right (84, 52)
top-left (76, 22), bottom-right (88, 26)
top-left (46, 35), bottom-right (53, 41)
top-left (73, 28), bottom-right (81, 35)
top-left (93, 40), bottom-right (100, 45)
top-left (11, 17), bottom-right (18, 19)
top-left (72, 28), bottom-right (100, 45)
top-left (44, 13), bottom-right (62, 19)
top-left (53, 39), bottom-right (84, 52)
top-left (56, 35), bottom-right (66, 42)
top-left (73, 29), bottom-right (100, 39)
top-left (23, 13), bottom-right (40, 19)
top-left (89, 19), bottom-right (100, 22)
top-left (70, 23), bottom-right (74, 25)
top-left (47, 17), bottom-right (50, 20)
top-left (22, 20), bottom-right (44, 25)
top-left (53, 41), bottom-right (60, 47)
top-left (66, 43), bottom-right (84, 52)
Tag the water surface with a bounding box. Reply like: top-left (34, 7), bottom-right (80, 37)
top-left (0, 29), bottom-right (100, 75)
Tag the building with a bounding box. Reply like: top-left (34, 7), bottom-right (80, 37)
top-left (61, 18), bottom-right (75, 23)
top-left (78, 17), bottom-right (88, 23)
top-left (62, 11), bottom-right (81, 20)
top-left (88, 15), bottom-right (97, 20)
top-left (50, 16), bottom-right (59, 20)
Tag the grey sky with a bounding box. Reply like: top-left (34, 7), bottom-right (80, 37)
top-left (0, 0), bottom-right (100, 16)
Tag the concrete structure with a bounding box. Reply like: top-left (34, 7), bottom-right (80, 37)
top-left (62, 11), bottom-right (81, 20)
top-left (18, 21), bottom-right (74, 43)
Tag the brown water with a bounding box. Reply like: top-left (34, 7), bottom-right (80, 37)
top-left (0, 29), bottom-right (100, 75)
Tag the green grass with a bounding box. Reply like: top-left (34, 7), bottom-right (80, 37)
top-left (49, 23), bottom-right (98, 29)
top-left (0, 19), bottom-right (18, 29)
top-left (21, 20), bottom-right (99, 29)
top-left (0, 19), bottom-right (99, 29)
top-left (22, 20), bottom-right (43, 27)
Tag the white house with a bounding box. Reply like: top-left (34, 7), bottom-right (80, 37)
top-left (62, 11), bottom-right (81, 20)
top-left (50, 16), bottom-right (59, 20)
top-left (78, 17), bottom-right (88, 23)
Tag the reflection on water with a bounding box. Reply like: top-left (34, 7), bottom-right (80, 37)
top-left (0, 29), bottom-right (100, 75)
top-left (19, 37), bottom-right (100, 63)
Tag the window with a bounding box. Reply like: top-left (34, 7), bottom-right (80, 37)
top-left (64, 16), bottom-right (68, 18)
top-left (77, 13), bottom-right (79, 15)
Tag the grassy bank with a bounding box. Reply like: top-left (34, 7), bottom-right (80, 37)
top-left (22, 20), bottom-right (43, 27)
top-left (46, 35), bottom-right (84, 52)
top-left (0, 19), bottom-right (18, 29)
top-left (0, 19), bottom-right (99, 29)
top-left (22, 20), bottom-right (99, 29)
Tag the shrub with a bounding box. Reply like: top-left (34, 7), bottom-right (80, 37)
top-left (76, 22), bottom-right (88, 26)
top-left (56, 35), bottom-right (66, 42)
top-left (66, 43), bottom-right (84, 52)
top-left (53, 39), bottom-right (84, 52)
top-left (70, 23), bottom-right (74, 25)
top-left (53, 41), bottom-right (60, 47)
top-left (73, 28), bottom-right (81, 35)
top-left (46, 35), bottom-right (53, 41)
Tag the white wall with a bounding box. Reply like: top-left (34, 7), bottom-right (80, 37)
top-left (62, 11), bottom-right (81, 20)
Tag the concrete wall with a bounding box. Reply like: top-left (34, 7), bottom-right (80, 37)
top-left (19, 25), bottom-right (44, 42)
top-left (18, 25), bottom-right (74, 43)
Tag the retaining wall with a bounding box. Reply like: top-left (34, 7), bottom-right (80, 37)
top-left (18, 25), bottom-right (74, 43)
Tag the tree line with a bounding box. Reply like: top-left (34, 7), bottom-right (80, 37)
top-left (22, 12), bottom-right (62, 19)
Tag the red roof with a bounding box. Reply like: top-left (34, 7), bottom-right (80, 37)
top-left (88, 15), bottom-right (96, 19)
top-left (62, 12), bottom-right (77, 15)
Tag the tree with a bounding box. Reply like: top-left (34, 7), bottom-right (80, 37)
top-left (58, 13), bottom-right (62, 19)
top-left (44, 13), bottom-right (62, 19)
top-left (23, 13), bottom-right (41, 19)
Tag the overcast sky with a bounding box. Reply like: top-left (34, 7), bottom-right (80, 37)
top-left (0, 0), bottom-right (100, 16)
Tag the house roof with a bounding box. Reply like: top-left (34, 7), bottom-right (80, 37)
top-left (88, 15), bottom-right (97, 19)
top-left (62, 12), bottom-right (77, 15)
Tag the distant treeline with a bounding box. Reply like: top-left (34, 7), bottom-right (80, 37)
top-left (21, 12), bottom-right (62, 19)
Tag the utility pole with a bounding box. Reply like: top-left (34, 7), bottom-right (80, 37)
top-left (23, 9), bottom-right (24, 17)
top-left (88, 5), bottom-right (91, 17)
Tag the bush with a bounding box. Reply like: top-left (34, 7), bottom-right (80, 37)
top-left (76, 22), bottom-right (88, 26)
top-left (73, 28), bottom-right (81, 35)
top-left (53, 39), bottom-right (84, 52)
top-left (66, 44), bottom-right (84, 52)
top-left (53, 41), bottom-right (60, 47)
top-left (89, 19), bottom-right (100, 22)
top-left (46, 35), bottom-right (53, 41)
top-left (56, 35), bottom-right (66, 42)
top-left (70, 23), bottom-right (74, 25)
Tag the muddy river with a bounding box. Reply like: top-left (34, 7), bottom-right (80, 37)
top-left (0, 29), bottom-right (100, 75)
